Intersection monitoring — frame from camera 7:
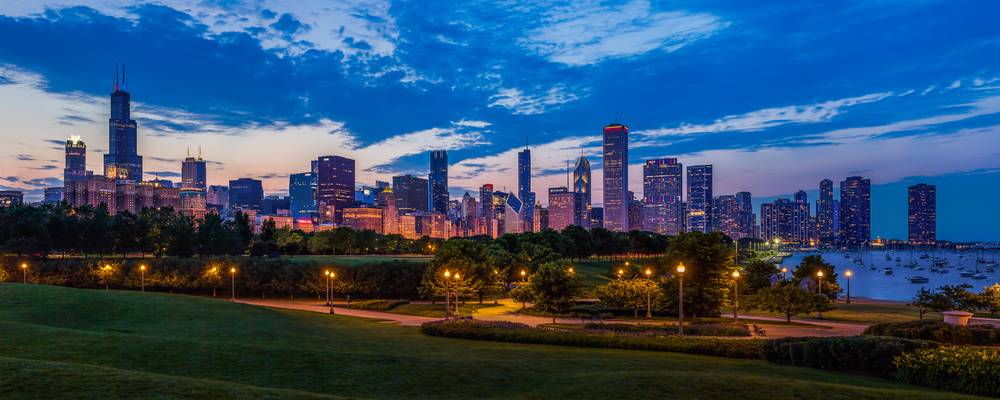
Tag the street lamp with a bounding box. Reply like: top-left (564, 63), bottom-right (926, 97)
top-left (20, 263), bottom-right (27, 284)
top-left (617, 268), bottom-right (624, 279)
top-left (844, 270), bottom-right (852, 304)
top-left (644, 268), bottom-right (653, 319)
top-left (453, 273), bottom-right (461, 315)
top-left (676, 262), bottom-right (686, 336)
top-left (816, 270), bottom-right (825, 319)
top-left (328, 271), bottom-right (337, 314)
top-left (229, 267), bottom-right (237, 301)
top-left (780, 267), bottom-right (788, 281)
top-left (139, 264), bottom-right (146, 292)
top-left (324, 270), bottom-right (331, 306)
top-left (443, 270), bottom-right (452, 318)
top-left (103, 264), bottom-right (113, 291)
top-left (732, 270), bottom-right (741, 322)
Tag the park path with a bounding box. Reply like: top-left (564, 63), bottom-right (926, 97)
top-left (238, 298), bottom-right (866, 337)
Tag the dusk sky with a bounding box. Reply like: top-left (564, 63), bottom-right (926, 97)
top-left (0, 1), bottom-right (997, 241)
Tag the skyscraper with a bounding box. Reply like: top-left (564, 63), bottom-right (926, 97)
top-left (64, 136), bottom-right (87, 183)
top-left (908, 183), bottom-right (936, 246)
top-left (316, 155), bottom-right (355, 224)
top-left (181, 149), bottom-right (207, 190)
top-left (735, 191), bottom-right (754, 239)
top-left (686, 165), bottom-right (713, 233)
top-left (207, 185), bottom-right (229, 211)
top-left (378, 186), bottom-right (399, 235)
top-left (229, 178), bottom-right (263, 210)
top-left (713, 195), bottom-right (740, 239)
top-left (104, 65), bottom-right (142, 182)
top-left (429, 150), bottom-right (449, 214)
top-left (572, 156), bottom-right (592, 228)
top-left (642, 158), bottom-right (683, 234)
top-left (393, 174), bottom-right (429, 212)
top-left (816, 179), bottom-right (835, 245)
top-left (547, 187), bottom-right (583, 231)
top-left (627, 193), bottom-right (643, 232)
top-left (839, 176), bottom-right (871, 247)
top-left (602, 123), bottom-right (629, 232)
top-left (517, 147), bottom-right (533, 230)
top-left (479, 184), bottom-right (494, 218)
top-left (289, 172), bottom-right (317, 218)
top-left (793, 190), bottom-right (812, 243)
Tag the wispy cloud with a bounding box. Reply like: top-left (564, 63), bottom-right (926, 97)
top-left (488, 86), bottom-right (581, 115)
top-left (520, 0), bottom-right (727, 65)
top-left (638, 92), bottom-right (892, 137)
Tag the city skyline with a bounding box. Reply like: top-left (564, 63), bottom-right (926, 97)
top-left (0, 1), bottom-right (998, 241)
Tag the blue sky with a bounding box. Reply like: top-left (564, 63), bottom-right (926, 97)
top-left (0, 0), bottom-right (998, 241)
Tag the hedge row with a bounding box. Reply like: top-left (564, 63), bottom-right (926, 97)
top-left (895, 346), bottom-right (1000, 397)
top-left (762, 336), bottom-right (939, 376)
top-left (420, 319), bottom-right (764, 359)
top-left (582, 322), bottom-right (750, 337)
top-left (346, 299), bottom-right (410, 311)
top-left (864, 320), bottom-right (1000, 345)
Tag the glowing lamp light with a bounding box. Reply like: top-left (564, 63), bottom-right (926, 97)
top-left (444, 270), bottom-right (451, 278)
top-left (676, 263), bottom-right (686, 274)
top-left (845, 270), bottom-right (853, 277)
top-left (817, 271), bottom-right (825, 278)
top-left (139, 265), bottom-right (146, 271)
top-left (644, 268), bottom-right (652, 276)
top-left (732, 271), bottom-right (741, 278)
top-left (229, 267), bottom-right (236, 274)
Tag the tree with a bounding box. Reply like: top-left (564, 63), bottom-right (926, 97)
top-left (792, 255), bottom-right (842, 299)
top-left (657, 232), bottom-right (734, 319)
top-left (743, 259), bottom-right (778, 292)
top-left (753, 282), bottom-right (830, 322)
top-left (938, 284), bottom-right (980, 312)
top-left (420, 240), bottom-right (488, 303)
top-left (596, 278), bottom-right (644, 316)
top-left (981, 284), bottom-right (1000, 317)
top-left (200, 265), bottom-right (224, 297)
top-left (527, 262), bottom-right (582, 323)
top-left (910, 287), bottom-right (951, 320)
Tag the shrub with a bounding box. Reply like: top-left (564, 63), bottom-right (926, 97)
top-left (762, 336), bottom-right (938, 376)
top-left (895, 347), bottom-right (1000, 397)
top-left (864, 320), bottom-right (1000, 345)
top-left (582, 323), bottom-right (750, 337)
top-left (420, 319), bottom-right (764, 359)
top-left (346, 299), bottom-right (410, 311)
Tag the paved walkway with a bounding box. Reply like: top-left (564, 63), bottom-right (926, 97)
top-left (238, 298), bottom-right (867, 337)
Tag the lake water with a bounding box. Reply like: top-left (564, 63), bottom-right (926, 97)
top-left (779, 250), bottom-right (1000, 302)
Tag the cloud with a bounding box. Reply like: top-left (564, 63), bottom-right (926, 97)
top-left (16, 154), bottom-right (35, 161)
top-left (921, 86), bottom-right (936, 96)
top-left (145, 170), bottom-right (181, 178)
top-left (488, 86), bottom-right (581, 115)
top-left (519, 0), bottom-right (727, 65)
top-left (947, 79), bottom-right (962, 89)
top-left (638, 92), bottom-right (892, 137)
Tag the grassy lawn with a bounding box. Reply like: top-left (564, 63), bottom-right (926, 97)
top-left (281, 255), bottom-right (432, 267)
top-left (388, 302), bottom-right (503, 318)
top-left (0, 284), bottom-right (983, 399)
top-left (731, 301), bottom-right (943, 325)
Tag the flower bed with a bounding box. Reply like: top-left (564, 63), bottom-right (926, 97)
top-left (581, 323), bottom-right (750, 337)
top-left (345, 299), bottom-right (410, 311)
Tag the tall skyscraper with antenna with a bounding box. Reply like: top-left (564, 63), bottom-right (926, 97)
top-left (181, 147), bottom-right (207, 190)
top-left (602, 123), bottom-right (629, 232)
top-left (104, 64), bottom-right (143, 182)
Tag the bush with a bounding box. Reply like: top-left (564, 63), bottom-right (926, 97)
top-left (420, 319), bottom-right (764, 359)
top-left (582, 323), bottom-right (750, 337)
top-left (346, 299), bottom-right (410, 311)
top-left (762, 336), bottom-right (938, 376)
top-left (895, 347), bottom-right (1000, 397)
top-left (864, 320), bottom-right (1000, 345)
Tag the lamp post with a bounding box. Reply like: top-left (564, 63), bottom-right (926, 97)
top-left (229, 267), bottom-right (237, 301)
top-left (20, 263), bottom-right (27, 284)
top-left (103, 264), bottom-right (113, 291)
top-left (139, 265), bottom-right (146, 292)
top-left (676, 262), bottom-right (686, 336)
top-left (844, 270), bottom-right (852, 304)
top-left (324, 270), bottom-right (331, 306)
top-left (453, 273), bottom-right (461, 316)
top-left (617, 268), bottom-right (624, 279)
top-left (816, 270), bottom-right (825, 319)
top-left (780, 267), bottom-right (788, 281)
top-left (210, 267), bottom-right (219, 297)
top-left (732, 270), bottom-right (741, 322)
top-left (328, 271), bottom-right (336, 314)
top-left (644, 268), bottom-right (653, 319)
top-left (443, 270), bottom-right (452, 318)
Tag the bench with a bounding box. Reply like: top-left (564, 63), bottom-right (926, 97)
top-left (752, 324), bottom-right (766, 337)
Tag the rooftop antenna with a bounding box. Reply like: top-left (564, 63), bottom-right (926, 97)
top-left (186, 147), bottom-right (190, 158)
top-left (114, 64), bottom-right (119, 92)
top-left (122, 63), bottom-right (126, 90)
top-left (198, 145), bottom-right (202, 160)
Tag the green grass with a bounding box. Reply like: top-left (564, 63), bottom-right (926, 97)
top-left (735, 301), bottom-right (943, 325)
top-left (388, 302), bottom-right (502, 318)
top-left (281, 255), bottom-right (432, 267)
top-left (0, 283), bottom-right (984, 399)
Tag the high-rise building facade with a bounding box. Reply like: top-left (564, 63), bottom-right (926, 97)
top-left (713, 195), bottom-right (740, 239)
top-left (627, 194), bottom-right (643, 232)
top-left (317, 155), bottom-right (355, 224)
top-left (547, 187), bottom-right (583, 231)
top-left (816, 179), bottom-right (835, 244)
top-left (104, 66), bottom-right (143, 182)
top-left (429, 150), bottom-right (449, 214)
top-left (602, 123), bottom-right (629, 232)
top-left (229, 178), bottom-right (263, 210)
top-left (64, 136), bottom-right (88, 183)
top-left (181, 150), bottom-right (207, 189)
top-left (839, 176), bottom-right (871, 247)
top-left (207, 185), bottom-right (229, 211)
top-left (686, 165), bottom-right (713, 233)
top-left (735, 191), bottom-right (754, 240)
top-left (642, 158), bottom-right (683, 234)
top-left (378, 186), bottom-right (399, 235)
top-left (479, 184), bottom-right (494, 218)
top-left (573, 156), bottom-right (592, 225)
top-left (517, 147), bottom-right (534, 230)
top-left (289, 172), bottom-right (317, 218)
top-left (908, 183), bottom-right (936, 246)
top-left (793, 190), bottom-right (812, 243)
top-left (394, 174), bottom-right (429, 212)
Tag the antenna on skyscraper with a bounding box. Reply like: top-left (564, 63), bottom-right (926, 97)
top-left (122, 64), bottom-right (126, 90)
top-left (114, 64), bottom-right (119, 92)
top-left (198, 146), bottom-right (202, 159)
top-left (187, 147), bottom-right (190, 158)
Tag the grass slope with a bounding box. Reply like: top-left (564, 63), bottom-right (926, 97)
top-left (0, 283), bottom-right (982, 399)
